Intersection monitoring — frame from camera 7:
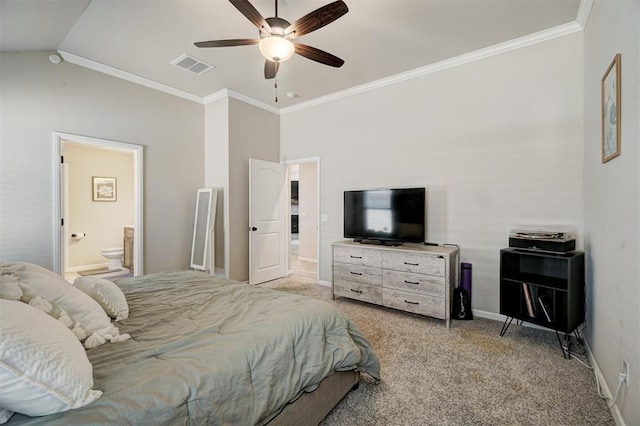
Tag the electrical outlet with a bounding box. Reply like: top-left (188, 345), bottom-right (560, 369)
top-left (621, 360), bottom-right (630, 386)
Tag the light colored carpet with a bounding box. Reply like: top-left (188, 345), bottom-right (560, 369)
top-left (262, 278), bottom-right (614, 426)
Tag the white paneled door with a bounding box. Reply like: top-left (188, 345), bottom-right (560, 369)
top-left (249, 159), bottom-right (286, 285)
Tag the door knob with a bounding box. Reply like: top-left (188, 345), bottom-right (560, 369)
top-left (251, 227), bottom-right (258, 231)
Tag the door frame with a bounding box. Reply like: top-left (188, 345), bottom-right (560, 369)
top-left (284, 157), bottom-right (320, 280)
top-left (52, 132), bottom-right (144, 276)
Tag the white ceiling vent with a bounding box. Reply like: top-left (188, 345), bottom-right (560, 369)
top-left (170, 54), bottom-right (214, 75)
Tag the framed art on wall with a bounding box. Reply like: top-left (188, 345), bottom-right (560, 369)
top-left (601, 53), bottom-right (621, 163)
top-left (92, 177), bottom-right (117, 201)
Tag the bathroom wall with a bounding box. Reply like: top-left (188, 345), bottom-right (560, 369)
top-left (64, 141), bottom-right (134, 270)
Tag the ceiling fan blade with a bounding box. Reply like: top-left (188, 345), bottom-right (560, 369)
top-left (285, 0), bottom-right (348, 38)
top-left (295, 44), bottom-right (344, 68)
top-left (264, 60), bottom-right (279, 79)
top-left (195, 39), bottom-right (259, 48)
top-left (229, 0), bottom-right (272, 33)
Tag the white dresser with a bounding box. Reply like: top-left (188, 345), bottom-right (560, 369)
top-left (332, 240), bottom-right (459, 327)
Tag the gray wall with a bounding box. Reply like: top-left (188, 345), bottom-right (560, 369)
top-left (227, 98), bottom-right (279, 281)
top-left (204, 97), bottom-right (229, 275)
top-left (0, 52), bottom-right (204, 273)
top-left (281, 33), bottom-right (584, 317)
top-left (583, 1), bottom-right (639, 423)
top-left (203, 96), bottom-right (279, 281)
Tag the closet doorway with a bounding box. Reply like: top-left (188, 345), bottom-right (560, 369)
top-left (286, 158), bottom-right (319, 282)
top-left (53, 132), bottom-right (144, 280)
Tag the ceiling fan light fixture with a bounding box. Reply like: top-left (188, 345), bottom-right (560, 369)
top-left (259, 36), bottom-right (295, 62)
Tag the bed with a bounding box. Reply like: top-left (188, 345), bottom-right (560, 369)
top-left (0, 267), bottom-right (380, 425)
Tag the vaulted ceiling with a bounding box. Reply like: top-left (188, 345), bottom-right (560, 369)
top-left (0, 0), bottom-right (583, 109)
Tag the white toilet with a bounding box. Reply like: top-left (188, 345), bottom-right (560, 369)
top-left (101, 247), bottom-right (124, 271)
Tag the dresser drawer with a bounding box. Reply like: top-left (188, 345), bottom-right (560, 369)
top-left (334, 246), bottom-right (382, 267)
top-left (383, 270), bottom-right (445, 296)
top-left (382, 288), bottom-right (445, 319)
top-left (382, 251), bottom-right (445, 276)
top-left (334, 280), bottom-right (383, 305)
top-left (334, 263), bottom-right (382, 286)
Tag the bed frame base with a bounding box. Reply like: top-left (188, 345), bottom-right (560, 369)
top-left (267, 370), bottom-right (360, 425)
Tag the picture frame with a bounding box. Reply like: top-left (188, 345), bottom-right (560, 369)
top-left (602, 53), bottom-right (621, 163)
top-left (92, 176), bottom-right (117, 202)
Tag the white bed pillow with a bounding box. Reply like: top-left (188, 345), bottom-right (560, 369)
top-left (0, 262), bottom-right (130, 348)
top-left (74, 276), bottom-right (129, 321)
top-left (0, 300), bottom-right (103, 420)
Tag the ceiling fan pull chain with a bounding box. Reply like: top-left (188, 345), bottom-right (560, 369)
top-left (274, 78), bottom-right (278, 103)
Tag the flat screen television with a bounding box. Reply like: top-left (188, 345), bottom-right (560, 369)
top-left (343, 188), bottom-right (425, 245)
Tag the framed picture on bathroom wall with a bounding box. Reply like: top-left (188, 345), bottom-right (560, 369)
top-left (92, 176), bottom-right (117, 202)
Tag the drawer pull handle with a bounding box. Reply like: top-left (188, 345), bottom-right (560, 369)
top-left (404, 262), bottom-right (419, 266)
top-left (350, 272), bottom-right (363, 276)
top-left (404, 280), bottom-right (419, 285)
top-left (404, 300), bottom-right (419, 305)
top-left (350, 255), bottom-right (362, 259)
top-left (350, 289), bottom-right (363, 294)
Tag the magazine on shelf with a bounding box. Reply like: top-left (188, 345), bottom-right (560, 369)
top-left (538, 294), bottom-right (552, 322)
top-left (522, 282), bottom-right (534, 317)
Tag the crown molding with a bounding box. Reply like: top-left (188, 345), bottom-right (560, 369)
top-left (202, 88), bottom-right (228, 104)
top-left (575, 0), bottom-right (594, 29)
top-left (58, 50), bottom-right (204, 104)
top-left (225, 89), bottom-right (280, 115)
top-left (57, 51), bottom-right (281, 114)
top-left (280, 20), bottom-right (583, 115)
top-left (202, 88), bottom-right (280, 114)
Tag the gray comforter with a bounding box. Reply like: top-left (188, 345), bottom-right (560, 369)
top-left (9, 271), bottom-right (380, 425)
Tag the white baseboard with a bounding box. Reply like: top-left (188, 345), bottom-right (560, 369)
top-left (297, 256), bottom-right (318, 263)
top-left (584, 339), bottom-right (627, 426)
top-left (472, 309), bottom-right (504, 322)
top-left (318, 280), bottom-right (331, 287)
top-left (211, 267), bottom-right (225, 278)
top-left (66, 262), bottom-right (108, 273)
top-left (472, 309), bottom-right (555, 332)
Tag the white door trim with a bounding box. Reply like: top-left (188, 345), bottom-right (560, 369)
top-left (52, 132), bottom-right (144, 276)
top-left (284, 157), bottom-right (320, 280)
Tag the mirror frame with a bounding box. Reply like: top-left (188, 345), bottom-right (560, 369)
top-left (190, 188), bottom-right (216, 271)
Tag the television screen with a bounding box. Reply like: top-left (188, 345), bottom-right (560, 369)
top-left (344, 188), bottom-right (425, 244)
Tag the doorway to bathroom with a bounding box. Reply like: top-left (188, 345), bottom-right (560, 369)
top-left (285, 158), bottom-right (319, 283)
top-left (53, 132), bottom-right (143, 281)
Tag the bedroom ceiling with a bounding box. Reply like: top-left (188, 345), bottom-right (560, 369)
top-left (0, 0), bottom-right (582, 109)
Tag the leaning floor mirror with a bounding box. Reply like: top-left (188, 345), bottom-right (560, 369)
top-left (190, 188), bottom-right (217, 273)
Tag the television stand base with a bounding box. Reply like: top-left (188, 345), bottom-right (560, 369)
top-left (354, 239), bottom-right (402, 247)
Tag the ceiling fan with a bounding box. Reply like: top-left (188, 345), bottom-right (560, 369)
top-left (195, 0), bottom-right (348, 80)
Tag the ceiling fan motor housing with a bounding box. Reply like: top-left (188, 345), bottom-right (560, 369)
top-left (262, 17), bottom-right (291, 37)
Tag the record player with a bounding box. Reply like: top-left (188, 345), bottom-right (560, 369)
top-left (509, 229), bottom-right (576, 253)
